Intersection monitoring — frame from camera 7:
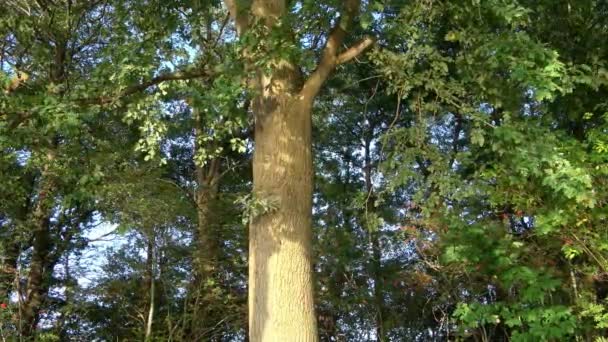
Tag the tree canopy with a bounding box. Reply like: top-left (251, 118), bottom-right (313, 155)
top-left (1, 0), bottom-right (608, 341)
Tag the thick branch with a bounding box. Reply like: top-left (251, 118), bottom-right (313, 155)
top-left (299, 26), bottom-right (346, 100)
top-left (300, 0), bottom-right (367, 100)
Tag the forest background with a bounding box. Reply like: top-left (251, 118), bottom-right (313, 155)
top-left (1, 0), bottom-right (608, 341)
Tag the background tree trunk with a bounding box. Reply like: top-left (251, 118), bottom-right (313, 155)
top-left (189, 106), bottom-right (223, 339)
top-left (145, 232), bottom-right (155, 342)
top-left (20, 150), bottom-right (56, 337)
top-left (364, 134), bottom-right (386, 342)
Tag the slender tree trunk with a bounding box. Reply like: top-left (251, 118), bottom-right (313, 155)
top-left (363, 135), bottom-right (385, 342)
top-left (145, 232), bottom-right (155, 342)
top-left (190, 107), bottom-right (222, 339)
top-left (192, 183), bottom-right (218, 338)
top-left (145, 268), bottom-right (155, 341)
top-left (20, 208), bottom-right (52, 336)
top-left (194, 157), bottom-right (220, 284)
top-left (371, 233), bottom-right (384, 341)
top-left (20, 150), bottom-right (56, 337)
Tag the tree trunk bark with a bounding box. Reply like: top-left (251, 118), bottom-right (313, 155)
top-left (20, 205), bottom-right (52, 337)
top-left (20, 150), bottom-right (56, 337)
top-left (194, 157), bottom-right (220, 284)
top-left (249, 93), bottom-right (317, 341)
top-left (190, 107), bottom-right (222, 339)
top-left (18, 36), bottom-right (69, 339)
top-left (227, 0), bottom-right (320, 339)
top-left (222, 0), bottom-right (370, 339)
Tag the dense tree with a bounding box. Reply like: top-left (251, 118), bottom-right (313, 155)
top-left (1, 0), bottom-right (608, 341)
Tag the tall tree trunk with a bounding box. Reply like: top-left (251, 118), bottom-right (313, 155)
top-left (194, 158), bottom-right (220, 285)
top-left (249, 91), bottom-right (317, 341)
top-left (20, 226), bottom-right (51, 337)
top-left (223, 0), bottom-right (372, 339)
top-left (223, 0), bottom-right (319, 339)
top-left (20, 207), bottom-right (52, 336)
top-left (190, 107), bottom-right (222, 339)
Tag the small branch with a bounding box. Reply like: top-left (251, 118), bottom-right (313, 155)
top-left (336, 36), bottom-right (375, 64)
top-left (212, 14), bottom-right (231, 50)
top-left (448, 113), bottom-right (462, 169)
top-left (86, 227), bottom-right (120, 242)
top-left (79, 68), bottom-right (213, 105)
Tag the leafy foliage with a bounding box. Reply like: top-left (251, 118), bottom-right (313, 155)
top-left (1, 0), bottom-right (608, 341)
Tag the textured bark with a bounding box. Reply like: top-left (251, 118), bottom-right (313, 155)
top-left (194, 156), bottom-right (220, 282)
top-left (243, 0), bottom-right (320, 338)
top-left (222, 0), bottom-right (372, 339)
top-left (186, 107), bottom-right (223, 340)
top-left (190, 175), bottom-right (220, 338)
top-left (250, 92), bottom-right (317, 341)
top-left (20, 167), bottom-right (55, 337)
top-left (224, 0), bottom-right (319, 339)
top-left (250, 65), bottom-right (318, 342)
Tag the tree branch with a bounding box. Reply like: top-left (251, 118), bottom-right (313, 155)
top-left (3, 68), bottom-right (210, 127)
top-left (299, 25), bottom-right (346, 100)
top-left (300, 0), bottom-right (372, 101)
top-left (223, 0), bottom-right (249, 36)
top-left (80, 68), bottom-right (213, 105)
top-left (336, 36), bottom-right (375, 64)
